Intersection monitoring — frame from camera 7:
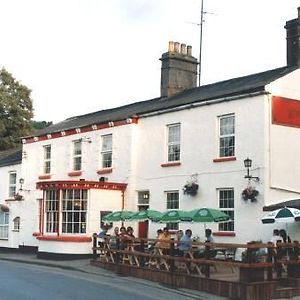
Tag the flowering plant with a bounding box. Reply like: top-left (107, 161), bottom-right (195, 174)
top-left (242, 187), bottom-right (259, 202)
top-left (14, 193), bottom-right (24, 201)
top-left (183, 182), bottom-right (199, 196)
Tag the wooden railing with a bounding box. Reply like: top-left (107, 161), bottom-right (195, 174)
top-left (91, 234), bottom-right (300, 282)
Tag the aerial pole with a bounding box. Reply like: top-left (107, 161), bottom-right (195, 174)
top-left (198, 0), bottom-right (204, 86)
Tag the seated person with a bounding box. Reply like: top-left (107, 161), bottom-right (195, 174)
top-left (178, 229), bottom-right (193, 256)
top-left (156, 227), bottom-right (171, 255)
top-left (194, 229), bottom-right (216, 259)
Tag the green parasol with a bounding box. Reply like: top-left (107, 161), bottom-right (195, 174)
top-left (188, 208), bottom-right (230, 223)
top-left (159, 209), bottom-right (192, 223)
top-left (128, 209), bottom-right (163, 221)
top-left (102, 210), bottom-right (135, 222)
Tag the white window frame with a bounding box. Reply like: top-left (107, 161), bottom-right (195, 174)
top-left (13, 217), bottom-right (20, 231)
top-left (101, 134), bottom-right (112, 168)
top-left (45, 190), bottom-right (58, 233)
top-left (167, 123), bottom-right (181, 162)
top-left (8, 171), bottom-right (17, 198)
top-left (218, 114), bottom-right (235, 157)
top-left (0, 212), bottom-right (9, 239)
top-left (166, 190), bottom-right (179, 210)
top-left (73, 140), bottom-right (82, 171)
top-left (43, 145), bottom-right (51, 174)
top-left (61, 189), bottom-right (87, 234)
top-left (218, 188), bottom-right (234, 232)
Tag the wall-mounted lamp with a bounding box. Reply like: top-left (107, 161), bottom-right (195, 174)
top-left (244, 158), bottom-right (259, 181)
top-left (19, 178), bottom-right (25, 191)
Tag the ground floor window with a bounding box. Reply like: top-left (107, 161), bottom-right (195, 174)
top-left (0, 212), bottom-right (9, 239)
top-left (13, 217), bottom-right (20, 231)
top-left (45, 189), bottom-right (87, 234)
top-left (218, 188), bottom-right (234, 231)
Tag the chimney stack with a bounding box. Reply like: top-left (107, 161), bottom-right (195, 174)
top-left (160, 41), bottom-right (198, 98)
top-left (285, 7), bottom-right (300, 67)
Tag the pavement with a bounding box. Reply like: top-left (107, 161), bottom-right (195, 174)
top-left (0, 251), bottom-right (229, 300)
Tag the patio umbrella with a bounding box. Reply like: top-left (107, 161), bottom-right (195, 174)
top-left (188, 208), bottom-right (231, 223)
top-left (102, 210), bottom-right (135, 222)
top-left (159, 209), bottom-right (192, 223)
top-left (261, 207), bottom-right (300, 224)
top-left (128, 209), bottom-right (163, 221)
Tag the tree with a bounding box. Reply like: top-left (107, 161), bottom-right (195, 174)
top-left (0, 68), bottom-right (34, 150)
top-left (31, 120), bottom-right (53, 131)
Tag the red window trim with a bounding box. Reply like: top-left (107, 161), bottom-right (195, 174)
top-left (97, 168), bottom-right (113, 175)
top-left (36, 235), bottom-right (92, 242)
top-left (68, 171), bottom-right (82, 177)
top-left (38, 174), bottom-right (52, 180)
top-left (213, 157), bottom-right (236, 163)
top-left (161, 162), bottom-right (181, 167)
top-left (213, 231), bottom-right (236, 237)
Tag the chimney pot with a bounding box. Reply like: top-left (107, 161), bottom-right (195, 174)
top-left (187, 45), bottom-right (192, 56)
top-left (181, 43), bottom-right (187, 55)
top-left (168, 41), bottom-right (175, 52)
top-left (174, 42), bottom-right (180, 53)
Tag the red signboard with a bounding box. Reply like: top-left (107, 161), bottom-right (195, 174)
top-left (272, 96), bottom-right (300, 128)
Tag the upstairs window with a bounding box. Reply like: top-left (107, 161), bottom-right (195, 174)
top-left (73, 140), bottom-right (82, 171)
top-left (43, 145), bottom-right (51, 174)
top-left (167, 124), bottom-right (180, 162)
top-left (101, 134), bottom-right (112, 168)
top-left (8, 172), bottom-right (17, 198)
top-left (219, 115), bottom-right (235, 157)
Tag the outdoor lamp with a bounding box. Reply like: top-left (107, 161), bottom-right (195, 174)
top-left (244, 158), bottom-right (259, 181)
top-left (19, 178), bottom-right (25, 190)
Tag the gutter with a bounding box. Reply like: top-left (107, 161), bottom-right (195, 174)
top-left (139, 90), bottom-right (269, 118)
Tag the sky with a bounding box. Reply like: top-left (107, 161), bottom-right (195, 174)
top-left (0, 0), bottom-right (299, 123)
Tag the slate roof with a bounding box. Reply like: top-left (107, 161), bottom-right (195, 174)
top-left (32, 65), bottom-right (297, 137)
top-left (0, 147), bottom-right (22, 167)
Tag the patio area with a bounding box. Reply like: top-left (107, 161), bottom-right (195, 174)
top-left (91, 234), bottom-right (300, 300)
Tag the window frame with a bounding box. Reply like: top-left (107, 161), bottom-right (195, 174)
top-left (0, 211), bottom-right (9, 239)
top-left (13, 217), bottom-right (20, 231)
top-left (166, 190), bottom-right (179, 210)
top-left (218, 188), bottom-right (234, 232)
top-left (218, 114), bottom-right (235, 158)
top-left (43, 145), bottom-right (51, 174)
top-left (101, 134), bottom-right (113, 168)
top-left (167, 123), bottom-right (181, 162)
top-left (72, 140), bottom-right (82, 171)
top-left (8, 171), bottom-right (17, 198)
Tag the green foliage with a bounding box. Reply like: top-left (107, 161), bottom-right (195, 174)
top-left (31, 120), bottom-right (53, 131)
top-left (0, 68), bottom-right (34, 150)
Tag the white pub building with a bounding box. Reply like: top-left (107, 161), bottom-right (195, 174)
top-left (1, 9), bottom-right (300, 257)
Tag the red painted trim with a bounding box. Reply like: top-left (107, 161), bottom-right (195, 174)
top-left (36, 235), bottom-right (92, 242)
top-left (5, 198), bottom-right (19, 202)
top-left (272, 96), bottom-right (300, 128)
top-left (57, 190), bottom-right (60, 236)
top-left (23, 117), bottom-right (139, 144)
top-left (38, 174), bottom-right (52, 180)
top-left (97, 168), bottom-right (113, 175)
top-left (32, 232), bottom-right (42, 237)
top-left (213, 157), bottom-right (236, 163)
top-left (68, 171), bottom-right (82, 177)
top-left (161, 162), bottom-right (181, 167)
top-left (36, 180), bottom-right (127, 192)
top-left (213, 231), bottom-right (236, 237)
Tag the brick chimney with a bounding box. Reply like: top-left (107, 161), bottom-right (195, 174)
top-left (285, 7), bottom-right (300, 67)
top-left (160, 41), bottom-right (198, 98)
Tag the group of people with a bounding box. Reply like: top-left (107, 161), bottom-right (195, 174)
top-left (98, 225), bottom-right (136, 250)
top-left (150, 227), bottom-right (215, 258)
top-left (270, 229), bottom-right (291, 245)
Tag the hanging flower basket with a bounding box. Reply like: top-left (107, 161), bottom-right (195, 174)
top-left (242, 187), bottom-right (259, 202)
top-left (183, 183), bottom-right (199, 196)
top-left (14, 193), bottom-right (24, 201)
